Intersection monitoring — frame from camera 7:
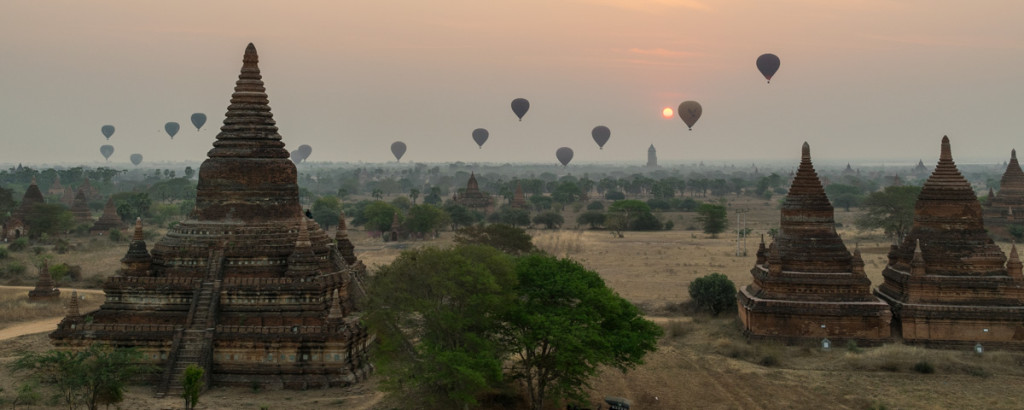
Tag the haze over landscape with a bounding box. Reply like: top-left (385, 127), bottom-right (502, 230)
top-left (3, 0), bottom-right (1023, 165)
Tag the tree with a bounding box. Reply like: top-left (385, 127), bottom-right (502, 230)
top-left (181, 364), bottom-right (204, 410)
top-left (696, 203), bottom-right (728, 237)
top-left (409, 188), bottom-right (420, 204)
top-left (311, 195), bottom-right (343, 228)
top-left (365, 245), bottom-right (517, 408)
top-left (356, 201), bottom-right (400, 232)
top-left (576, 211), bottom-right (606, 229)
top-left (824, 183), bottom-right (865, 211)
top-left (532, 211), bottom-right (564, 229)
top-left (10, 344), bottom-right (150, 410)
top-left (24, 204), bottom-right (74, 238)
top-left (454, 224), bottom-right (535, 255)
top-left (855, 185), bottom-right (921, 243)
top-left (688, 273), bottom-right (737, 315)
top-left (113, 192), bottom-right (151, 222)
top-left (504, 254), bottom-right (661, 410)
top-left (443, 203), bottom-right (483, 230)
top-left (488, 206), bottom-right (531, 228)
top-left (404, 204), bottom-right (449, 237)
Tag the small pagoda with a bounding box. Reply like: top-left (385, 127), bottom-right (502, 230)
top-left (983, 149), bottom-right (1024, 237)
top-left (875, 136), bottom-right (1024, 349)
top-left (2, 177), bottom-right (45, 241)
top-left (51, 43), bottom-right (372, 394)
top-left (453, 172), bottom-right (493, 209)
top-left (737, 142), bottom-right (891, 344)
top-left (28, 264), bottom-right (60, 301)
top-left (509, 182), bottom-right (529, 210)
top-left (70, 189), bottom-right (93, 224)
top-left (90, 197), bottom-right (125, 234)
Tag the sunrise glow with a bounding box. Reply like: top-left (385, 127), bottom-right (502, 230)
top-left (661, 107), bottom-right (674, 119)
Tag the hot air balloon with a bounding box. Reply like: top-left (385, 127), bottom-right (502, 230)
top-left (290, 150), bottom-right (302, 164)
top-left (391, 141), bottom-right (407, 162)
top-left (297, 144), bottom-right (312, 161)
top-left (100, 145), bottom-right (114, 161)
top-left (190, 113), bottom-right (207, 130)
top-left (555, 147), bottom-right (574, 167)
top-left (130, 153), bottom-right (143, 166)
top-left (101, 125), bottom-right (115, 140)
top-left (511, 98), bottom-right (530, 121)
top-left (756, 53), bottom-right (780, 83)
top-left (677, 101), bottom-right (702, 130)
top-left (165, 122), bottom-right (180, 139)
top-left (591, 126), bottom-right (610, 150)
top-left (472, 128), bottom-right (489, 149)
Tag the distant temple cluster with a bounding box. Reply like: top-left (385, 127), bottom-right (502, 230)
top-left (2, 175), bottom-right (123, 242)
top-left (739, 137), bottom-right (1024, 348)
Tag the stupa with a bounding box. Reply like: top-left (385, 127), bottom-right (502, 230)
top-left (28, 264), bottom-right (60, 301)
top-left (47, 175), bottom-right (65, 196)
top-left (453, 172), bottom-right (493, 208)
top-left (2, 177), bottom-right (45, 240)
top-left (509, 182), bottom-right (529, 210)
top-left (983, 149), bottom-right (1024, 236)
top-left (737, 143), bottom-right (891, 343)
top-left (70, 189), bottom-right (93, 224)
top-left (875, 136), bottom-right (1024, 348)
top-left (51, 43), bottom-right (373, 394)
top-left (90, 197), bottom-right (125, 233)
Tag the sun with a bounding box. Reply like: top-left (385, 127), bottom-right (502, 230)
top-left (661, 107), bottom-right (674, 119)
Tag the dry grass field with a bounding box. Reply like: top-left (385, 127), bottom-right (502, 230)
top-left (1, 197), bottom-right (1023, 408)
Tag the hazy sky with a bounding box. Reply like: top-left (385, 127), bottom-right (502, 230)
top-left (3, 0), bottom-right (1023, 167)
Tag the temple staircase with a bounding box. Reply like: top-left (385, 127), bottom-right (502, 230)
top-left (154, 248), bottom-right (225, 398)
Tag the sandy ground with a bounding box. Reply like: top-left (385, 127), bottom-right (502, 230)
top-left (2, 198), bottom-right (1024, 409)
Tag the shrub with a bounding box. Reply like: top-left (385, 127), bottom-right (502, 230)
top-left (846, 340), bottom-right (863, 354)
top-left (688, 273), bottom-right (737, 316)
top-left (759, 355), bottom-right (779, 367)
top-left (108, 229), bottom-right (123, 242)
top-left (0, 247), bottom-right (8, 259)
top-left (586, 201), bottom-right (604, 211)
top-left (5, 261), bottom-right (27, 277)
top-left (50, 264), bottom-right (70, 282)
top-left (1010, 225), bottom-right (1024, 240)
top-left (664, 220), bottom-right (675, 230)
top-left (604, 191), bottom-right (625, 200)
top-left (912, 361), bottom-right (935, 374)
top-left (8, 238), bottom-right (28, 252)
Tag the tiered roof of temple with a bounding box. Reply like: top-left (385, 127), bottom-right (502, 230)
top-left (47, 175), bottom-right (65, 196)
top-left (71, 189), bottom-right (93, 224)
top-left (737, 142), bottom-right (891, 343)
top-left (875, 136), bottom-right (1024, 348)
top-left (983, 149), bottom-right (1024, 236)
top-left (510, 182), bottom-right (528, 210)
top-left (453, 172), bottom-right (493, 208)
top-left (51, 44), bottom-right (372, 393)
top-left (28, 264), bottom-right (60, 301)
top-left (90, 197), bottom-right (125, 233)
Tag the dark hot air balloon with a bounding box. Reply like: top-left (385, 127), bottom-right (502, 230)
top-left (100, 145), bottom-right (114, 161)
top-left (511, 98), bottom-right (530, 121)
top-left (591, 126), bottom-right (610, 149)
top-left (165, 122), bottom-right (180, 139)
top-left (130, 153), bottom-right (143, 166)
top-left (391, 141), bottom-right (407, 162)
top-left (555, 147), bottom-right (574, 167)
top-left (472, 128), bottom-right (489, 149)
top-left (677, 101), bottom-right (702, 130)
top-left (297, 144), bottom-right (312, 161)
top-left (290, 150), bottom-right (302, 164)
top-left (101, 125), bottom-right (115, 140)
top-left (190, 113), bottom-right (207, 130)
top-left (756, 53), bottom-right (780, 83)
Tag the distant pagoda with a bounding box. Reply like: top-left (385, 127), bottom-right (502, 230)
top-left (51, 43), bottom-right (373, 394)
top-left (453, 172), bottom-right (493, 209)
top-left (90, 197), bottom-right (125, 233)
top-left (737, 142), bottom-right (891, 344)
top-left (70, 189), bottom-right (93, 224)
top-left (510, 182), bottom-right (529, 210)
top-left (875, 136), bottom-right (1024, 349)
top-left (983, 149), bottom-right (1024, 237)
top-left (647, 144), bottom-right (657, 167)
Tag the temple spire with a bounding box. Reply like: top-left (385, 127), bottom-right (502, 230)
top-left (1009, 242), bottom-right (1023, 279)
top-left (67, 290), bottom-right (81, 318)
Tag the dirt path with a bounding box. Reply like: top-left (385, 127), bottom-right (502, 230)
top-left (0, 316), bottom-right (63, 341)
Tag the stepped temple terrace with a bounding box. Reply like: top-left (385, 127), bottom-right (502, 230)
top-left (50, 43), bottom-right (373, 394)
top-left (875, 136), bottom-right (1024, 348)
top-left (737, 142), bottom-right (892, 344)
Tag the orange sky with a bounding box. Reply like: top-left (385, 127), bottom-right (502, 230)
top-left (2, 0), bottom-right (1023, 166)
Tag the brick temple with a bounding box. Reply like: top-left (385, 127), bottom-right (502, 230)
top-left (50, 43), bottom-right (373, 394)
top-left (875, 136), bottom-right (1024, 348)
top-left (737, 142), bottom-right (892, 344)
top-left (453, 172), bottom-right (493, 209)
top-left (983, 149), bottom-right (1024, 237)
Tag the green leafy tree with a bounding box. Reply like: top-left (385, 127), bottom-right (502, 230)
top-left (551, 181), bottom-right (582, 204)
top-left (576, 211), bottom-right (606, 229)
top-left (113, 192), bottom-right (151, 223)
top-left (24, 204), bottom-right (74, 239)
top-left (854, 185), bottom-right (921, 243)
top-left (696, 203), bottom-right (728, 237)
top-left (311, 195), bottom-right (343, 228)
top-left (824, 183), bottom-right (865, 211)
top-left (454, 224), bottom-right (535, 255)
top-left (404, 204), bottom-right (449, 237)
top-left (528, 195), bottom-right (553, 211)
top-left (409, 188), bottom-right (420, 204)
top-left (10, 344), bottom-right (150, 410)
top-left (504, 254), bottom-right (661, 410)
top-left (443, 203), bottom-right (483, 230)
top-left (365, 245), bottom-right (517, 408)
top-left (488, 206), bottom-right (531, 228)
top-left (182, 364), bottom-right (204, 410)
top-left (688, 273), bottom-right (737, 315)
top-left (356, 201), bottom-right (400, 232)
top-left (532, 211), bottom-right (564, 229)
